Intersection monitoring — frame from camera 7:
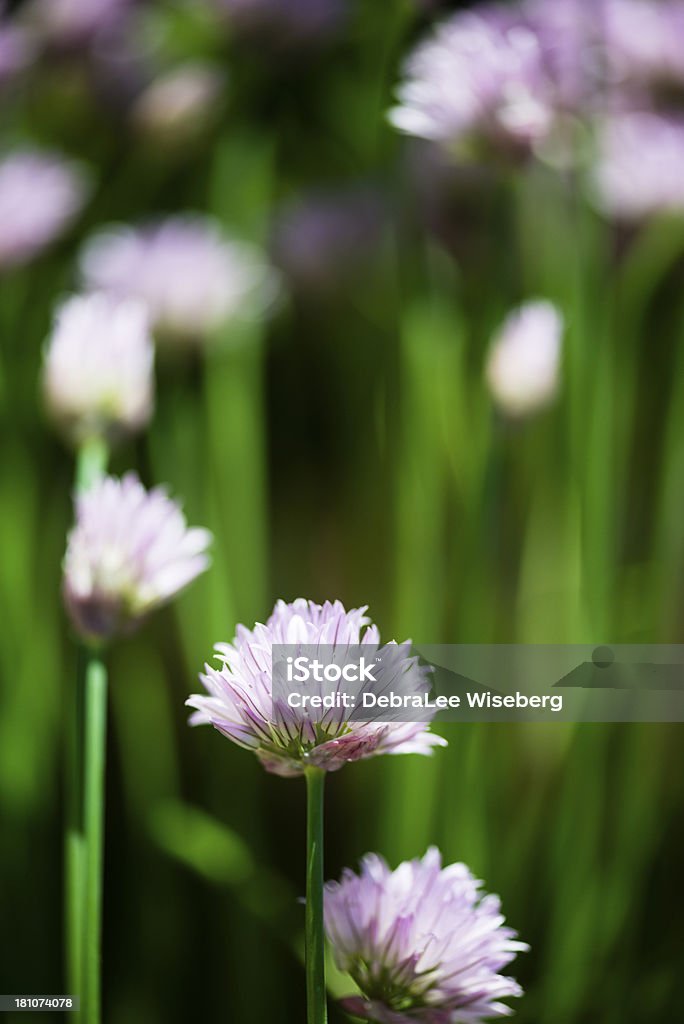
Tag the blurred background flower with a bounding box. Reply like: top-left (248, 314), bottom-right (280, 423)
top-left (591, 111), bottom-right (684, 220)
top-left (602, 0), bottom-right (684, 99)
top-left (485, 300), bottom-right (563, 418)
top-left (0, 149), bottom-right (88, 270)
top-left (43, 292), bottom-right (154, 445)
top-left (389, 7), bottom-right (554, 158)
top-left (63, 473), bottom-right (211, 640)
top-left (80, 215), bottom-right (276, 344)
top-left (130, 61), bottom-right (226, 145)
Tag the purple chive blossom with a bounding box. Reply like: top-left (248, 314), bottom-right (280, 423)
top-left (485, 300), bottom-right (563, 418)
top-left (0, 150), bottom-right (89, 270)
top-left (389, 6), bottom-right (553, 157)
top-left (522, 0), bottom-right (602, 114)
top-left (602, 0), bottom-right (684, 94)
top-left (43, 293), bottom-right (154, 445)
top-left (63, 473), bottom-right (211, 641)
top-left (324, 848), bottom-right (528, 1024)
top-left (80, 215), bottom-right (275, 343)
top-left (591, 111), bottom-right (684, 220)
top-left (186, 598), bottom-right (446, 778)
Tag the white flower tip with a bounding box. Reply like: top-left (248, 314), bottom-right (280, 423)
top-left (486, 299), bottom-right (564, 417)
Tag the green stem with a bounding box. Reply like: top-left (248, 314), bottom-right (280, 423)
top-left (76, 436), bottom-right (109, 495)
top-left (305, 767), bottom-right (327, 1024)
top-left (65, 649), bottom-right (85, 1000)
top-left (83, 652), bottom-right (108, 1024)
top-left (65, 438), bottom-right (109, 1014)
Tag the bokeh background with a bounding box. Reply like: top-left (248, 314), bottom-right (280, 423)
top-left (1, 0), bottom-right (684, 1021)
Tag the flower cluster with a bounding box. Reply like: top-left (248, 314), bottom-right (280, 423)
top-left (63, 473), bottom-right (211, 641)
top-left (390, 0), bottom-right (684, 219)
top-left (324, 847), bottom-right (528, 1024)
top-left (186, 598), bottom-right (446, 777)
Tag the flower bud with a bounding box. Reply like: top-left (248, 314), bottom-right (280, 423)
top-left (43, 292), bottom-right (154, 445)
top-left (485, 300), bottom-right (563, 417)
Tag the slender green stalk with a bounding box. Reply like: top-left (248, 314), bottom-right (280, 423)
top-left (65, 650), bottom-right (85, 1000)
top-left (65, 437), bottom-right (109, 1015)
top-left (76, 436), bottom-right (109, 495)
top-left (83, 652), bottom-right (108, 1024)
top-left (305, 767), bottom-right (327, 1024)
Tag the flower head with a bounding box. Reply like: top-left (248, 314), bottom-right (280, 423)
top-left (485, 300), bottom-right (563, 417)
top-left (63, 473), bottom-right (211, 641)
top-left (80, 215), bottom-right (275, 343)
top-left (0, 150), bottom-right (88, 270)
top-left (602, 0), bottom-right (684, 95)
top-left (43, 293), bottom-right (154, 445)
top-left (591, 111), bottom-right (684, 220)
top-left (186, 598), bottom-right (446, 777)
top-left (522, 0), bottom-right (601, 113)
top-left (325, 848), bottom-right (528, 1024)
top-left (389, 6), bottom-right (553, 157)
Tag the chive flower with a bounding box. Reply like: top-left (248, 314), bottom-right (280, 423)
top-left (388, 7), bottom-right (553, 158)
top-left (602, 0), bottom-right (684, 94)
top-left (0, 149), bottom-right (88, 270)
top-left (80, 214), bottom-right (275, 344)
top-left (324, 848), bottom-right (528, 1024)
top-left (591, 111), bottom-right (684, 220)
top-left (186, 598), bottom-right (446, 777)
top-left (43, 292), bottom-right (154, 445)
top-left (63, 473), bottom-right (211, 641)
